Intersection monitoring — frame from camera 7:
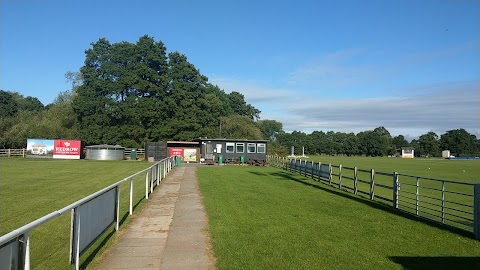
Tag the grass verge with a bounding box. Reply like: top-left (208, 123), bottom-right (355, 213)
top-left (198, 165), bottom-right (480, 270)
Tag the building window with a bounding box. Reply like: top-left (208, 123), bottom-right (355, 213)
top-left (247, 143), bottom-right (256, 153)
top-left (257, 143), bottom-right (266, 153)
top-left (226, 142), bottom-right (235, 153)
top-left (236, 143), bottom-right (244, 153)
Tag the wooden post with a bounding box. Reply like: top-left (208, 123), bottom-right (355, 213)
top-left (318, 162), bottom-right (322, 182)
top-left (328, 163), bottom-right (332, 185)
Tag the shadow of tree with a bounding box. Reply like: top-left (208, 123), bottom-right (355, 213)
top-left (389, 256), bottom-right (480, 270)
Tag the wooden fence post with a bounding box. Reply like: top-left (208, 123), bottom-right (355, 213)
top-left (318, 162), bottom-right (322, 182)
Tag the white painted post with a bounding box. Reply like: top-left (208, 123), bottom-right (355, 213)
top-left (354, 167), bottom-right (358, 195)
top-left (8, 149), bottom-right (10, 157)
top-left (157, 164), bottom-right (160, 186)
top-left (416, 177), bottom-right (420, 215)
top-left (145, 171), bottom-right (149, 200)
top-left (150, 168), bottom-right (154, 194)
top-left (339, 164), bottom-right (343, 189)
top-left (74, 213), bottom-right (81, 270)
top-left (328, 163), bottom-right (332, 185)
top-left (115, 186), bottom-right (120, 231)
top-left (370, 169), bottom-right (375, 200)
top-left (441, 181), bottom-right (445, 223)
top-left (474, 184), bottom-right (480, 239)
top-left (291, 146), bottom-right (294, 156)
top-left (393, 172), bottom-right (398, 209)
top-left (129, 177), bottom-right (133, 215)
top-left (24, 232), bottom-right (30, 270)
top-left (302, 146), bottom-right (305, 157)
top-left (23, 148), bottom-right (25, 157)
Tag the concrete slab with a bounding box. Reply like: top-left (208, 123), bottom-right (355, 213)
top-left (94, 166), bottom-right (215, 270)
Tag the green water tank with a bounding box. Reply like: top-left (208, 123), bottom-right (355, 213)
top-left (218, 155), bottom-right (223, 165)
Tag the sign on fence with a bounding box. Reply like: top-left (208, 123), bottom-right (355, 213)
top-left (70, 187), bottom-right (118, 266)
top-left (0, 237), bottom-right (23, 270)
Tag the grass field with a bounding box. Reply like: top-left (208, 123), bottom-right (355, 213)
top-left (0, 158), bottom-right (152, 269)
top-left (198, 165), bottom-right (480, 270)
top-left (273, 155), bottom-right (480, 232)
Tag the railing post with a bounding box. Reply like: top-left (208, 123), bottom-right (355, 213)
top-left (338, 164), bottom-right (343, 189)
top-left (370, 169), bottom-right (375, 200)
top-left (304, 160), bottom-right (307, 177)
top-left (129, 177), bottom-right (133, 215)
top-left (416, 177), bottom-right (420, 215)
top-left (328, 163), bottom-right (332, 185)
top-left (23, 148), bottom-right (25, 157)
top-left (354, 167), bottom-right (358, 195)
top-left (150, 168), bottom-right (154, 194)
top-left (317, 162), bottom-right (321, 181)
top-left (24, 232), bottom-right (30, 270)
top-left (441, 181), bottom-right (445, 223)
top-left (474, 184), bottom-right (480, 239)
top-left (8, 149), bottom-right (11, 157)
top-left (145, 171), bottom-right (149, 200)
top-left (157, 163), bottom-right (160, 186)
top-left (115, 186), bottom-right (120, 231)
top-left (393, 172), bottom-right (398, 209)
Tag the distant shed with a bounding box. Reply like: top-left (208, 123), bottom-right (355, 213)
top-left (193, 138), bottom-right (268, 164)
top-left (401, 147), bottom-right (415, 158)
top-left (86, 145), bottom-right (125, 160)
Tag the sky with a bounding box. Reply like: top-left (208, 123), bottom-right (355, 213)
top-left (1, 0), bottom-right (479, 140)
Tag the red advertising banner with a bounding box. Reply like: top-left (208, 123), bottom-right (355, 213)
top-left (53, 140), bottom-right (81, 159)
top-left (169, 148), bottom-right (184, 160)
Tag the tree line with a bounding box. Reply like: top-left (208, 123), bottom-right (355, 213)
top-left (274, 127), bottom-right (480, 157)
top-left (1, 35), bottom-right (478, 157)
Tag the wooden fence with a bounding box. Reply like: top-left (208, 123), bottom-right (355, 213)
top-left (267, 155), bottom-right (480, 240)
top-left (0, 148), bottom-right (146, 160)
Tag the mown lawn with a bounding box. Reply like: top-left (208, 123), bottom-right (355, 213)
top-left (198, 166), bottom-right (480, 270)
top-left (0, 158), bottom-right (153, 269)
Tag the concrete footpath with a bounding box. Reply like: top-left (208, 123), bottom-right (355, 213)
top-left (95, 166), bottom-right (215, 270)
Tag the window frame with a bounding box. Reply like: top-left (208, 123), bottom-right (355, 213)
top-left (236, 143), bottom-right (245, 153)
top-left (226, 142), bottom-right (235, 153)
top-left (257, 143), bottom-right (266, 153)
top-left (247, 143), bottom-right (256, 153)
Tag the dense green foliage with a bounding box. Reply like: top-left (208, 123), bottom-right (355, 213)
top-left (277, 127), bottom-right (479, 157)
top-left (72, 35), bottom-right (261, 147)
top-left (198, 166), bottom-right (480, 270)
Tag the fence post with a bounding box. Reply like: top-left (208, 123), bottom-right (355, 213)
top-left (318, 162), bottom-right (322, 181)
top-left (415, 177), bottom-right (420, 215)
top-left (8, 149), bottom-right (11, 157)
top-left (370, 169), bottom-right (375, 200)
top-left (23, 148), bottom-right (26, 157)
top-left (474, 184), bottom-right (480, 240)
top-left (441, 181), bottom-right (445, 223)
top-left (393, 172), bottom-right (398, 209)
top-left (150, 168), bottom-right (154, 194)
top-left (24, 232), bottom-right (30, 270)
top-left (328, 163), bottom-right (332, 185)
top-left (145, 170), bottom-right (149, 199)
top-left (129, 177), bottom-right (133, 215)
top-left (115, 186), bottom-right (120, 231)
top-left (354, 167), bottom-right (358, 195)
top-left (339, 164), bottom-right (343, 189)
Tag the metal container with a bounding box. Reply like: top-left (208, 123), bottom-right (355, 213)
top-left (85, 145), bottom-right (125, 160)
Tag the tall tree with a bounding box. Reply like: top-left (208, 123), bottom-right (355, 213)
top-left (440, 129), bottom-right (477, 156)
top-left (0, 90), bottom-right (18, 117)
top-left (257, 119), bottom-right (283, 140)
top-left (392, 135), bottom-right (409, 149)
top-left (418, 132), bottom-right (440, 157)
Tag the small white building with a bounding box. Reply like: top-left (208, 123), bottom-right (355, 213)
top-left (401, 147), bottom-right (414, 158)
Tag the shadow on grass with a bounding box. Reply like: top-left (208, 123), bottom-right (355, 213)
top-left (263, 170), bottom-right (474, 239)
top-left (389, 256), bottom-right (480, 270)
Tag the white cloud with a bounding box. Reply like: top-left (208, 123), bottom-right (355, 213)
top-left (209, 75), bottom-right (480, 138)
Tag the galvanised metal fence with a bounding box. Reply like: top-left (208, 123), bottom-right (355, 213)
top-left (0, 156), bottom-right (177, 270)
top-left (268, 155), bottom-right (480, 240)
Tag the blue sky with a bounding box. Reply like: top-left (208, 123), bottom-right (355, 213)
top-left (1, 0), bottom-right (479, 139)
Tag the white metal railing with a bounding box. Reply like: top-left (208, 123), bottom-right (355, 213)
top-left (267, 155), bottom-right (480, 240)
top-left (0, 156), bottom-right (177, 270)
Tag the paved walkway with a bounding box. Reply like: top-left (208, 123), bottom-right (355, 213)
top-left (95, 166), bottom-right (215, 270)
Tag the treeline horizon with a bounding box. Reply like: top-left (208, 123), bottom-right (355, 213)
top-left (1, 35), bottom-right (478, 157)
